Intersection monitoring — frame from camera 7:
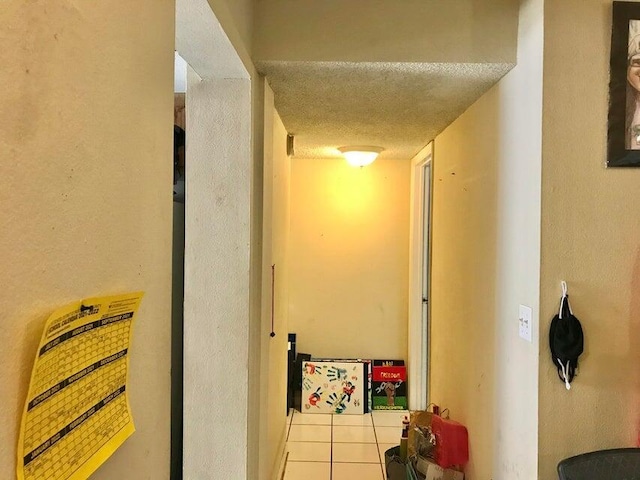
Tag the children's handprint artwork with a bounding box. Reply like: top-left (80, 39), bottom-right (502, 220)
top-left (302, 376), bottom-right (313, 391)
top-left (305, 363), bottom-right (324, 375)
top-left (301, 361), bottom-right (368, 414)
top-left (342, 381), bottom-right (356, 402)
top-left (326, 366), bottom-right (348, 382)
top-left (326, 392), bottom-right (348, 414)
top-left (306, 387), bottom-right (323, 409)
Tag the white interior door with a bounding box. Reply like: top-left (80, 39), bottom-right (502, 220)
top-left (408, 144), bottom-right (432, 410)
top-left (419, 161), bottom-right (431, 398)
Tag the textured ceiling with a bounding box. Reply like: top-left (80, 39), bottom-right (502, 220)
top-left (258, 61), bottom-right (514, 160)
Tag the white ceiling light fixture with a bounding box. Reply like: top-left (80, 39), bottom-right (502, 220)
top-left (338, 146), bottom-right (384, 167)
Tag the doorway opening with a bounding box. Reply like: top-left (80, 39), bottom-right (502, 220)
top-left (174, 0), bottom-right (253, 478)
top-left (170, 51), bottom-right (187, 480)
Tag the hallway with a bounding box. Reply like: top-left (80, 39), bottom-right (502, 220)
top-left (4, 2), bottom-right (636, 480)
top-left (283, 410), bottom-right (406, 480)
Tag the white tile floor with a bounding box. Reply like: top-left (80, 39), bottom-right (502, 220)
top-left (283, 410), bottom-right (408, 480)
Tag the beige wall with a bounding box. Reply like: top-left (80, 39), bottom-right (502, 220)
top-left (253, 0), bottom-right (518, 64)
top-left (430, 0), bottom-right (543, 478)
top-left (0, 1), bottom-right (174, 478)
top-left (223, 0), bottom-right (254, 54)
top-left (207, 0), bottom-right (254, 66)
top-left (259, 85), bottom-right (291, 480)
top-left (288, 158), bottom-right (410, 360)
top-left (539, 0), bottom-right (640, 477)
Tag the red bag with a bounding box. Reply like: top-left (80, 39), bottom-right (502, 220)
top-left (431, 414), bottom-right (469, 469)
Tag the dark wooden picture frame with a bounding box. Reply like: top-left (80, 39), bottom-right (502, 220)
top-left (608, 2), bottom-right (640, 167)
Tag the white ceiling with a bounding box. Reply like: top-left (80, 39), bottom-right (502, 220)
top-left (259, 61), bottom-right (514, 160)
top-left (253, 1), bottom-right (519, 160)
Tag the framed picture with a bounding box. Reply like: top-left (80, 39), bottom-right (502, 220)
top-left (608, 2), bottom-right (640, 166)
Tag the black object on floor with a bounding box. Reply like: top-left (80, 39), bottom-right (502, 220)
top-left (292, 352), bottom-right (311, 413)
top-left (385, 446), bottom-right (407, 480)
top-left (286, 334), bottom-right (297, 413)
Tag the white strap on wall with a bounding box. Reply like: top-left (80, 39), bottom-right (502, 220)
top-left (559, 280), bottom-right (574, 319)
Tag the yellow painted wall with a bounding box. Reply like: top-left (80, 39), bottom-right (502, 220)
top-left (254, 0), bottom-right (518, 64)
top-left (539, 0), bottom-right (640, 477)
top-left (289, 158), bottom-right (410, 360)
top-left (0, 1), bottom-right (174, 478)
top-left (219, 0), bottom-right (253, 53)
top-left (259, 84), bottom-right (291, 480)
top-left (431, 0), bottom-right (543, 478)
top-left (431, 110), bottom-right (497, 479)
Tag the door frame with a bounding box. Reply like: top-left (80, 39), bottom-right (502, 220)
top-left (408, 142), bottom-right (433, 410)
top-left (176, 0), bottom-right (255, 478)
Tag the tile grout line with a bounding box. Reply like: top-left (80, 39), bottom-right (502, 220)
top-left (330, 414), bottom-right (334, 480)
top-left (286, 410), bottom-right (294, 441)
top-left (283, 410), bottom-right (293, 480)
top-left (370, 413), bottom-right (386, 480)
top-left (288, 413), bottom-right (407, 479)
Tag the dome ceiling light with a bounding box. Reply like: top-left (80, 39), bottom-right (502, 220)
top-left (338, 146), bottom-right (384, 167)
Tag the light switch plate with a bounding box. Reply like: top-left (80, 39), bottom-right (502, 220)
top-left (519, 305), bottom-right (533, 342)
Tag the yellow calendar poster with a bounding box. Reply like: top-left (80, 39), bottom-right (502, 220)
top-left (17, 292), bottom-right (144, 480)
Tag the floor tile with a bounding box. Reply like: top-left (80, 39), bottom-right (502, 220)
top-left (332, 462), bottom-right (384, 480)
top-left (287, 442), bottom-right (332, 462)
top-left (282, 410), bottom-right (408, 479)
top-left (332, 442), bottom-right (380, 463)
top-left (292, 413), bottom-right (332, 425)
top-left (288, 425), bottom-right (332, 443)
top-left (333, 425), bottom-right (376, 443)
top-left (332, 414), bottom-right (373, 426)
top-left (371, 410), bottom-right (408, 427)
top-left (284, 461), bottom-right (331, 480)
top-left (374, 426), bottom-right (402, 444)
